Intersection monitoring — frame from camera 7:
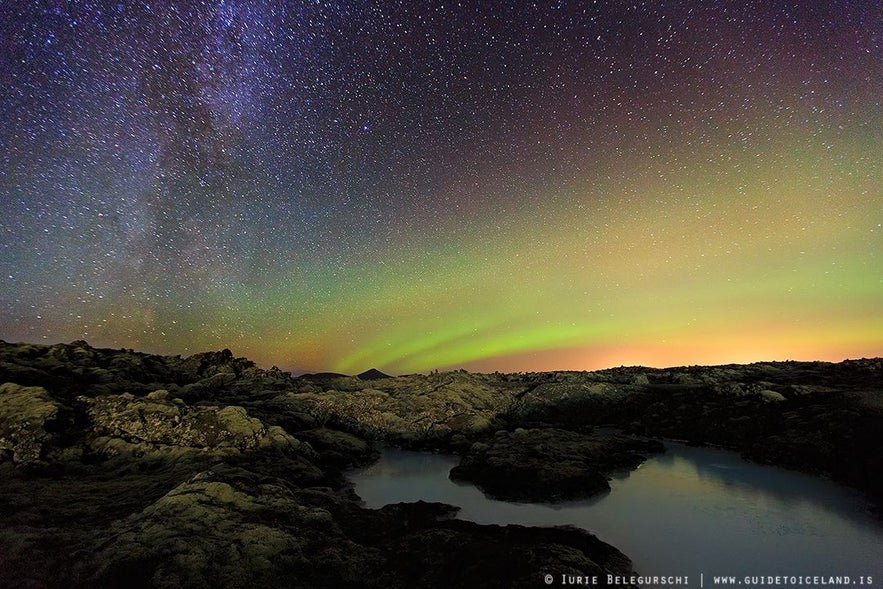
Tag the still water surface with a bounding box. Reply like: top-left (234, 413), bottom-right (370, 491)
top-left (348, 441), bottom-right (883, 581)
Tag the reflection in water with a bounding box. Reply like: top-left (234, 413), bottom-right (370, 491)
top-left (348, 441), bottom-right (883, 580)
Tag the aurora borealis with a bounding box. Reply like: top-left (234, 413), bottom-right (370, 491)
top-left (1, 1), bottom-right (881, 374)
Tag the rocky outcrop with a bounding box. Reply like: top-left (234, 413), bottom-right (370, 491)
top-left (79, 392), bottom-right (308, 462)
top-left (0, 382), bottom-right (67, 465)
top-left (345, 501), bottom-right (637, 588)
top-left (283, 371), bottom-right (517, 445)
top-left (508, 380), bottom-right (650, 425)
top-left (82, 467), bottom-right (377, 589)
top-left (80, 466), bottom-right (637, 589)
top-left (498, 363), bottom-right (883, 507)
top-left (0, 339), bottom-right (296, 401)
top-left (449, 428), bottom-right (664, 502)
top-left (293, 427), bottom-right (378, 468)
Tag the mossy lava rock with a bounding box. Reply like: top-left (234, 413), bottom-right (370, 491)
top-left (450, 428), bottom-right (663, 502)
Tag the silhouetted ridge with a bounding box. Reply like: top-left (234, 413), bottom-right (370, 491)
top-left (357, 368), bottom-right (391, 380)
top-left (297, 372), bottom-right (349, 382)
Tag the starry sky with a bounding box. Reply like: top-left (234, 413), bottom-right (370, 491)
top-left (1, 1), bottom-right (881, 374)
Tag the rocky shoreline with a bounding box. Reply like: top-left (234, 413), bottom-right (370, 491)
top-left (1, 339), bottom-right (881, 587)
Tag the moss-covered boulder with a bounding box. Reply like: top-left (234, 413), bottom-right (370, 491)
top-left (508, 381), bottom-right (649, 425)
top-left (79, 393), bottom-right (308, 457)
top-left (82, 467), bottom-right (377, 588)
top-left (0, 382), bottom-right (66, 465)
top-left (294, 427), bottom-right (378, 467)
top-left (284, 371), bottom-right (517, 444)
top-left (450, 428), bottom-right (664, 502)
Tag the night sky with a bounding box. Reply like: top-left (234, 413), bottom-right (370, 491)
top-left (1, 1), bottom-right (881, 374)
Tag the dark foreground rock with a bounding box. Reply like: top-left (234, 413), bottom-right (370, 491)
top-left (350, 502), bottom-right (636, 589)
top-left (83, 476), bottom-right (637, 588)
top-left (80, 466), bottom-right (377, 588)
top-left (3, 462), bottom-right (637, 589)
top-left (449, 428), bottom-right (664, 502)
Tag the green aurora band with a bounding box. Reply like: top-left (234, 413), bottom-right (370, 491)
top-left (245, 128), bottom-right (882, 373)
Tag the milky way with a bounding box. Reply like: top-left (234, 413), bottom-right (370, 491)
top-left (1, 1), bottom-right (881, 373)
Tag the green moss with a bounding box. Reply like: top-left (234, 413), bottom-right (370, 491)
top-left (0, 382), bottom-right (62, 464)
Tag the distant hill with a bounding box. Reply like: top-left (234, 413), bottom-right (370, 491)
top-left (357, 368), bottom-right (392, 380)
top-left (296, 368), bottom-right (393, 381)
top-left (298, 371), bottom-right (349, 380)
